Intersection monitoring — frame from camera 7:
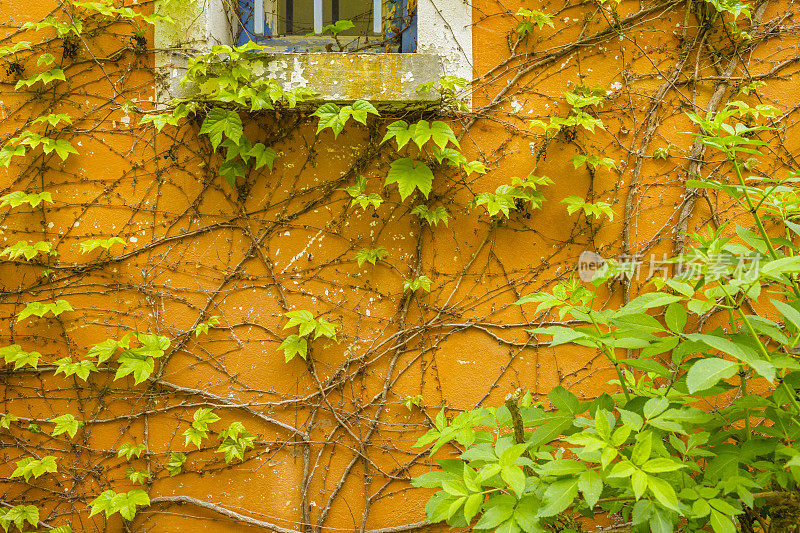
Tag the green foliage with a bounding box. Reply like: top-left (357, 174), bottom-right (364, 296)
top-left (113, 333), bottom-right (170, 384)
top-left (278, 334), bottom-right (308, 363)
top-left (79, 236), bottom-right (125, 254)
top-left (126, 468), bottom-right (149, 484)
top-left (653, 144), bottom-right (675, 160)
top-left (280, 310), bottom-right (340, 362)
top-left (166, 451), bottom-right (187, 476)
top-left (199, 108), bottom-right (243, 150)
top-left (415, 107), bottom-right (800, 533)
top-left (194, 315), bottom-right (222, 336)
top-left (402, 395), bottom-right (424, 410)
top-left (703, 0), bottom-right (752, 19)
top-left (54, 357), bottom-right (97, 380)
top-left (11, 456), bottom-right (57, 482)
top-left (89, 489), bottom-right (150, 521)
top-left (415, 76), bottom-right (470, 112)
top-left (561, 196), bottom-right (615, 221)
top-left (382, 120), bottom-right (459, 150)
top-left (355, 246), bottom-right (388, 267)
top-left (117, 442), bottom-right (146, 460)
top-left (183, 407), bottom-right (220, 449)
top-left (51, 414), bottom-right (82, 439)
top-left (17, 300), bottom-right (73, 321)
top-left (216, 421), bottom-right (255, 463)
top-left (0, 414), bottom-right (18, 429)
top-left (0, 191), bottom-right (52, 208)
top-left (313, 100), bottom-right (379, 138)
top-left (343, 176), bottom-right (383, 210)
top-left (0, 505), bottom-right (39, 532)
top-left (139, 111), bottom-right (181, 131)
top-left (474, 176), bottom-right (550, 218)
top-left (570, 154), bottom-right (617, 171)
top-left (403, 276), bottom-right (432, 293)
top-left (531, 87), bottom-right (607, 135)
top-left (411, 205), bottom-right (449, 227)
top-left (515, 8), bottom-right (554, 38)
top-left (15, 68), bottom-right (66, 89)
top-left (1, 240), bottom-right (53, 261)
top-left (318, 19), bottom-right (354, 36)
top-left (386, 158), bottom-right (434, 201)
top-left (1, 345), bottom-right (41, 369)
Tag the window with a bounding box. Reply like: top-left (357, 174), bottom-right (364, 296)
top-left (154, 0), bottom-right (471, 108)
top-left (236, 0), bottom-right (417, 52)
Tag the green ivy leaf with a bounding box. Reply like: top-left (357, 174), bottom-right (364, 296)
top-left (199, 108), bottom-right (243, 150)
top-left (249, 143), bottom-right (278, 171)
top-left (0, 191), bottom-right (53, 208)
top-left (279, 334), bottom-right (308, 362)
top-left (79, 236), bottom-right (125, 254)
top-left (51, 414), bottom-right (82, 439)
top-left (17, 300), bottom-right (73, 321)
top-left (382, 121), bottom-right (413, 149)
top-left (411, 205), bottom-right (449, 227)
top-left (166, 451), bottom-right (187, 476)
top-left (11, 456), bottom-right (57, 482)
top-left (386, 158), bottom-right (433, 201)
top-left (117, 442), bottom-right (146, 460)
top-left (355, 246), bottom-right (388, 267)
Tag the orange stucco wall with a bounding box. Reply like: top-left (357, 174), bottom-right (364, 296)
top-left (0, 0), bottom-right (799, 531)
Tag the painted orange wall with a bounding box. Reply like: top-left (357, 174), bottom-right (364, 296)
top-left (0, 0), bottom-right (799, 531)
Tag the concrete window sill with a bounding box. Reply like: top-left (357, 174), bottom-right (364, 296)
top-left (158, 51), bottom-right (444, 111)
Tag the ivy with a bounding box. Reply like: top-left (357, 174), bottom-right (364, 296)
top-left (117, 442), bottom-right (146, 460)
top-left (382, 119), bottom-right (458, 150)
top-left (54, 357), bottom-right (97, 380)
top-left (344, 175), bottom-right (383, 210)
top-left (166, 451), bottom-right (186, 476)
top-left (385, 158), bottom-right (434, 201)
top-left (403, 276), bottom-right (432, 293)
top-left (79, 236), bottom-right (125, 254)
top-left (194, 315), bottom-right (221, 336)
top-left (0, 505), bottom-right (39, 532)
top-left (562, 196), bottom-right (615, 221)
top-left (1, 345), bottom-right (41, 369)
top-left (1, 240), bottom-right (53, 261)
top-left (515, 8), bottom-right (554, 37)
top-left (411, 205), bottom-right (449, 227)
top-left (126, 468), bottom-right (149, 484)
top-left (216, 421), bottom-right (255, 463)
top-left (89, 489), bottom-right (150, 521)
top-left (10, 456), bottom-right (58, 482)
top-left (114, 334), bottom-right (171, 384)
top-left (474, 176), bottom-right (549, 218)
top-left (313, 100), bottom-right (379, 138)
top-left (0, 191), bottom-right (53, 208)
top-left (183, 408), bottom-right (220, 449)
top-left (17, 300), bottom-right (73, 321)
top-left (51, 414), bottom-right (82, 439)
top-left (355, 246), bottom-right (388, 267)
top-left (199, 108), bottom-right (243, 150)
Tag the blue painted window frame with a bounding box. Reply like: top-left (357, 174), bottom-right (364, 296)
top-left (237, 0), bottom-right (417, 52)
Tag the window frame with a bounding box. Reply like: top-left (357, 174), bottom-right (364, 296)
top-left (154, 0), bottom-right (472, 108)
top-left (237, 0), bottom-right (415, 53)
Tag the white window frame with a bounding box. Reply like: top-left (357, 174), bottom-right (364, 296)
top-left (154, 0), bottom-right (472, 108)
top-left (252, 0), bottom-right (384, 37)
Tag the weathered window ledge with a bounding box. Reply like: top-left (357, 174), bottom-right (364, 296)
top-left (157, 51), bottom-right (444, 111)
top-left (153, 0), bottom-right (471, 110)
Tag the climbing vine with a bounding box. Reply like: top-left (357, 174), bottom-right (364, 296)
top-left (0, 0), bottom-right (799, 532)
